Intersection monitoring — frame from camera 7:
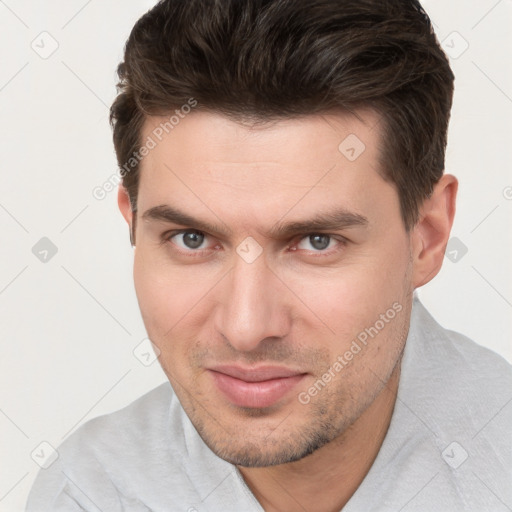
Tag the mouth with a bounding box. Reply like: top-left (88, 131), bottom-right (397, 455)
top-left (207, 365), bottom-right (308, 408)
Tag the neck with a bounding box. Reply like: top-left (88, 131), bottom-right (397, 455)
top-left (237, 362), bottom-right (402, 512)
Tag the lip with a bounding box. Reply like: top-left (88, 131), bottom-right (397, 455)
top-left (207, 365), bottom-right (307, 408)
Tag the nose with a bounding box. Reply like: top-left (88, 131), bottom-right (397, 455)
top-left (214, 252), bottom-right (291, 352)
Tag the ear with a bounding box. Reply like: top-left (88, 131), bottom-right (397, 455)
top-left (411, 174), bottom-right (458, 288)
top-left (118, 186), bottom-right (135, 245)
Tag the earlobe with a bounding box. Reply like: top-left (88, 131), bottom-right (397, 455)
top-left (411, 174), bottom-right (458, 288)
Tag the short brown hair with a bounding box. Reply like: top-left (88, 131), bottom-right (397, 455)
top-left (110, 0), bottom-right (454, 230)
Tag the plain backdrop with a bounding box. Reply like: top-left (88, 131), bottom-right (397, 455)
top-left (0, 1), bottom-right (511, 510)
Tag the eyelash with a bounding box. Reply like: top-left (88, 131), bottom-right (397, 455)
top-left (161, 229), bottom-right (348, 258)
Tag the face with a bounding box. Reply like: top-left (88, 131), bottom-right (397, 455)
top-left (123, 110), bottom-right (415, 467)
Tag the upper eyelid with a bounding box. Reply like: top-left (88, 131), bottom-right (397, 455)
top-left (166, 229), bottom-right (341, 240)
top-left (295, 234), bottom-right (347, 251)
top-left (165, 229), bottom-right (209, 242)
top-left (165, 228), bottom-right (344, 239)
top-left (161, 229), bottom-right (204, 246)
top-left (164, 228), bottom-right (206, 239)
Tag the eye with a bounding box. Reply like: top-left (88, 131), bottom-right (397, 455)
top-left (295, 234), bottom-right (340, 252)
top-left (169, 230), bottom-right (209, 250)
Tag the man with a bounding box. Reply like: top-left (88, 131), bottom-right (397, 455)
top-left (26, 0), bottom-right (512, 511)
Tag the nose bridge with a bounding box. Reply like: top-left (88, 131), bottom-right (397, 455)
top-left (215, 253), bottom-right (286, 351)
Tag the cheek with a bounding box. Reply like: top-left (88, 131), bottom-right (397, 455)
top-left (283, 241), bottom-right (410, 342)
top-left (133, 249), bottom-right (196, 332)
top-left (132, 257), bottom-right (201, 380)
top-left (132, 247), bottom-right (224, 354)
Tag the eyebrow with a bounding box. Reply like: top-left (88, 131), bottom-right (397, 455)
top-left (141, 204), bottom-right (368, 238)
top-left (269, 209), bottom-right (368, 238)
top-left (142, 205), bottom-right (231, 235)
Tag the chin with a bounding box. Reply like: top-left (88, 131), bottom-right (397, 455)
top-left (195, 418), bottom-right (339, 467)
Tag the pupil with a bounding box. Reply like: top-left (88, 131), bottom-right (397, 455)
top-left (310, 234), bottom-right (330, 250)
top-left (184, 231), bottom-right (204, 249)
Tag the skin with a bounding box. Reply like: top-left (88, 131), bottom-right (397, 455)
top-left (118, 109), bottom-right (457, 512)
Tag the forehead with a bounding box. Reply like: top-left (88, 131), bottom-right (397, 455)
top-left (140, 108), bottom-right (381, 168)
top-left (136, 109), bottom-right (398, 230)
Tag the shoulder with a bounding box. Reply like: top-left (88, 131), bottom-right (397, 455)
top-left (346, 300), bottom-right (512, 511)
top-left (59, 381), bottom-right (177, 471)
top-left (68, 381), bottom-right (173, 451)
top-left (410, 298), bottom-right (512, 389)
top-left (444, 327), bottom-right (512, 378)
top-left (26, 382), bottom-right (178, 511)
top-left (405, 299), bottom-right (512, 479)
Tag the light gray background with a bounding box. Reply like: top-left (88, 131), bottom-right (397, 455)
top-left (0, 1), bottom-right (511, 510)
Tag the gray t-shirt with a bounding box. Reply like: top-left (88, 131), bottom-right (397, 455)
top-left (26, 297), bottom-right (512, 511)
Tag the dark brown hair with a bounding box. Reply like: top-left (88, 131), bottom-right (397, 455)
top-left (110, 0), bottom-right (454, 230)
